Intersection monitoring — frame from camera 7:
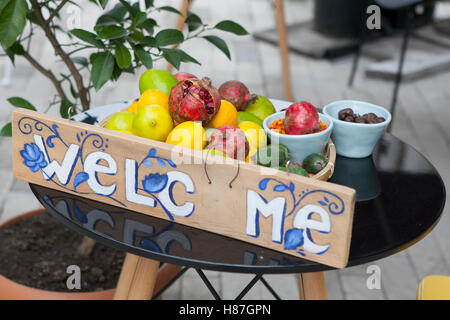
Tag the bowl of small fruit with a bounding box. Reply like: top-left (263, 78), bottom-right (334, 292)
top-left (262, 101), bottom-right (334, 166)
top-left (323, 100), bottom-right (391, 158)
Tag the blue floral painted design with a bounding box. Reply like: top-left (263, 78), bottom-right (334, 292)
top-left (20, 143), bottom-right (47, 172)
top-left (142, 173), bottom-right (169, 194)
top-left (259, 177), bottom-right (345, 256)
top-left (259, 178), bottom-right (345, 217)
top-left (284, 228), bottom-right (304, 250)
top-left (139, 148), bottom-right (176, 168)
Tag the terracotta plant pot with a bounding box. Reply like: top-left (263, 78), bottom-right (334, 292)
top-left (0, 208), bottom-right (181, 300)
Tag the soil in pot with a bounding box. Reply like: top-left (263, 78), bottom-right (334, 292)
top-left (0, 211), bottom-right (125, 292)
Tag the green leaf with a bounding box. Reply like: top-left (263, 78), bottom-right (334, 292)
top-left (155, 29), bottom-right (184, 47)
top-left (115, 42), bottom-right (131, 69)
top-left (70, 29), bottom-right (105, 48)
top-left (142, 19), bottom-right (156, 35)
top-left (107, 2), bottom-right (127, 20)
top-left (161, 48), bottom-right (181, 70)
top-left (132, 11), bottom-right (147, 27)
top-left (0, 122), bottom-right (12, 137)
top-left (139, 36), bottom-right (156, 47)
top-left (59, 99), bottom-right (76, 119)
top-left (202, 35), bottom-right (230, 60)
top-left (90, 52), bottom-right (115, 91)
top-left (8, 41), bottom-right (24, 55)
top-left (70, 82), bottom-right (79, 99)
top-left (133, 45), bottom-right (153, 69)
top-left (145, 0), bottom-right (154, 9)
top-left (0, 0), bottom-right (10, 13)
top-left (71, 56), bottom-right (89, 68)
top-left (178, 49), bottom-right (201, 65)
top-left (0, 0), bottom-right (27, 49)
top-left (95, 25), bottom-right (127, 40)
top-left (98, 0), bottom-right (108, 9)
top-left (7, 97), bottom-right (36, 110)
top-left (185, 12), bottom-right (202, 32)
top-left (162, 48), bottom-right (201, 66)
top-left (118, 0), bottom-right (137, 17)
top-left (4, 41), bottom-right (24, 64)
top-left (158, 6), bottom-right (181, 15)
top-left (214, 20), bottom-right (248, 35)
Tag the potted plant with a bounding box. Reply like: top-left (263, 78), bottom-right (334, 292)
top-left (0, 0), bottom-right (247, 299)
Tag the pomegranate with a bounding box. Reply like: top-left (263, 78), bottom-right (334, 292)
top-left (284, 101), bottom-right (322, 135)
top-left (174, 72), bottom-right (197, 82)
top-left (206, 126), bottom-right (249, 160)
top-left (218, 80), bottom-right (257, 111)
top-left (168, 77), bottom-right (221, 125)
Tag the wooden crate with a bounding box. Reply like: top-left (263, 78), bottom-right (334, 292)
top-left (12, 108), bottom-right (355, 268)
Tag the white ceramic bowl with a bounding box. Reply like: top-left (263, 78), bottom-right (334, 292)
top-left (262, 111), bottom-right (334, 165)
top-left (323, 100), bottom-right (392, 158)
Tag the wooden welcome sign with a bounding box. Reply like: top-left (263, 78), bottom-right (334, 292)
top-left (12, 108), bottom-right (356, 268)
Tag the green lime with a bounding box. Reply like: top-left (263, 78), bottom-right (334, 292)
top-left (139, 69), bottom-right (178, 96)
top-left (104, 111), bottom-right (135, 132)
top-left (237, 111), bottom-right (263, 127)
top-left (302, 153), bottom-right (328, 174)
top-left (278, 165), bottom-right (309, 177)
top-left (256, 144), bottom-right (289, 168)
top-left (244, 95), bottom-right (276, 121)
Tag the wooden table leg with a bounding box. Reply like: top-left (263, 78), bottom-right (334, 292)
top-left (166, 0), bottom-right (193, 73)
top-left (274, 0), bottom-right (293, 102)
top-left (297, 272), bottom-right (328, 300)
top-left (114, 253), bottom-right (160, 300)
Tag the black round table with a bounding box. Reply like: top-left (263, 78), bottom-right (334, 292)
top-left (30, 133), bottom-right (446, 299)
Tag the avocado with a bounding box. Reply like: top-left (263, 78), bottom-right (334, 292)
top-left (278, 165), bottom-right (309, 177)
top-left (256, 144), bottom-right (290, 168)
top-left (302, 153), bottom-right (328, 174)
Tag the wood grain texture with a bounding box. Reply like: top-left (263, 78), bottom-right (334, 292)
top-left (12, 108), bottom-right (355, 268)
top-left (113, 253), bottom-right (160, 300)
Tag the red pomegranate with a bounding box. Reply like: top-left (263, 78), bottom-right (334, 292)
top-left (218, 80), bottom-right (257, 111)
top-left (284, 102), bottom-right (321, 135)
top-left (168, 77), bottom-right (221, 125)
top-left (174, 72), bottom-right (197, 81)
top-left (206, 126), bottom-right (249, 160)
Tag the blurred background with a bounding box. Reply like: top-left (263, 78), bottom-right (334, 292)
top-left (1, 0), bottom-right (450, 299)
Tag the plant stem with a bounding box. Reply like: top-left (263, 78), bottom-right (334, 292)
top-left (30, 0), bottom-right (90, 110)
top-left (45, 0), bottom-right (71, 27)
top-left (22, 51), bottom-right (68, 101)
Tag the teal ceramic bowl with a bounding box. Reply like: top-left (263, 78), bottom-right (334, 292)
top-left (323, 100), bottom-right (392, 158)
top-left (262, 111), bottom-right (333, 165)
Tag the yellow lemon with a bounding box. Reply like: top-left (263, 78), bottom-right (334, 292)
top-left (207, 100), bottom-right (238, 128)
top-left (117, 130), bottom-right (133, 135)
top-left (238, 121), bottom-right (267, 157)
top-left (166, 121), bottom-right (206, 150)
top-left (133, 105), bottom-right (173, 142)
top-left (126, 99), bottom-right (140, 113)
top-left (138, 89), bottom-right (169, 110)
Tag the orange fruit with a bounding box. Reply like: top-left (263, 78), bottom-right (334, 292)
top-left (133, 105), bottom-right (173, 142)
top-left (138, 89), bottom-right (169, 110)
top-left (166, 121), bottom-right (206, 150)
top-left (126, 99), bottom-right (140, 113)
top-left (207, 100), bottom-right (238, 128)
